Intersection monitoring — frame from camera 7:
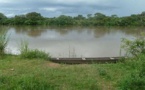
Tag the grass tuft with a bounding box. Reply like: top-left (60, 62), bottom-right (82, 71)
top-left (20, 40), bottom-right (50, 60)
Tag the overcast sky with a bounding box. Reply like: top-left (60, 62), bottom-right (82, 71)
top-left (0, 0), bottom-right (145, 17)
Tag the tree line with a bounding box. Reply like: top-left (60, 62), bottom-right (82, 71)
top-left (0, 12), bottom-right (145, 26)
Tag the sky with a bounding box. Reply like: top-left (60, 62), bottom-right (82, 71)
top-left (0, 0), bottom-right (145, 17)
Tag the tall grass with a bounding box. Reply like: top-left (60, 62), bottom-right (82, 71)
top-left (0, 31), bottom-right (8, 56)
top-left (20, 40), bottom-right (50, 60)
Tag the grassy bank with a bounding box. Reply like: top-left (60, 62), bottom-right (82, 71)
top-left (0, 55), bottom-right (135, 90)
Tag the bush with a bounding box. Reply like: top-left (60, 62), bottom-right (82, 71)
top-left (119, 35), bottom-right (145, 90)
top-left (118, 73), bottom-right (145, 90)
top-left (121, 34), bottom-right (145, 57)
top-left (20, 41), bottom-right (50, 60)
top-left (0, 31), bottom-right (8, 56)
top-left (119, 38), bottom-right (145, 90)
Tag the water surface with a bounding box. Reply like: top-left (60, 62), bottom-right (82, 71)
top-left (1, 26), bottom-right (145, 57)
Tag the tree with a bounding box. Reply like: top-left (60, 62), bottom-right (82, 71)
top-left (106, 14), bottom-right (120, 26)
top-left (0, 13), bottom-right (7, 24)
top-left (73, 15), bottom-right (86, 25)
top-left (94, 13), bottom-right (106, 19)
top-left (14, 15), bottom-right (26, 25)
top-left (74, 15), bottom-right (85, 20)
top-left (87, 14), bottom-right (92, 19)
top-left (56, 15), bottom-right (74, 26)
top-left (141, 11), bottom-right (145, 16)
top-left (93, 13), bottom-right (107, 26)
top-left (25, 12), bottom-right (44, 25)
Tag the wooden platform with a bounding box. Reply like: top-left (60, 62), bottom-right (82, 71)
top-left (50, 57), bottom-right (124, 64)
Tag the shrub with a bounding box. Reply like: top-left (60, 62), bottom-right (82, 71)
top-left (0, 31), bottom-right (8, 56)
top-left (20, 41), bottom-right (50, 60)
top-left (121, 34), bottom-right (145, 57)
top-left (118, 60), bottom-right (145, 90)
top-left (119, 36), bottom-right (145, 90)
top-left (98, 68), bottom-right (107, 76)
top-left (118, 72), bottom-right (145, 90)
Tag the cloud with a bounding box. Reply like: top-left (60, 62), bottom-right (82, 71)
top-left (6, 13), bottom-right (15, 17)
top-left (0, 0), bottom-right (145, 17)
top-left (39, 7), bottom-right (57, 12)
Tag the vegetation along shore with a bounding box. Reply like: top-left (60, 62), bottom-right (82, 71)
top-left (0, 11), bottom-right (145, 26)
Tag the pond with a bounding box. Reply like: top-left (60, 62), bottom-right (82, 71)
top-left (1, 26), bottom-right (145, 57)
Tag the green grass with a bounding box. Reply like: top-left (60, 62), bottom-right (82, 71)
top-left (0, 55), bottom-right (135, 90)
top-left (19, 40), bottom-right (50, 60)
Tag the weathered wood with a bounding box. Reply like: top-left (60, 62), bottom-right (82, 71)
top-left (50, 57), bottom-right (124, 64)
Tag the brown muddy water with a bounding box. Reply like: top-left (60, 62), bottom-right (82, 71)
top-left (1, 26), bottom-right (145, 57)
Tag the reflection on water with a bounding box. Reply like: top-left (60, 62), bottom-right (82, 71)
top-left (1, 25), bottom-right (145, 57)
